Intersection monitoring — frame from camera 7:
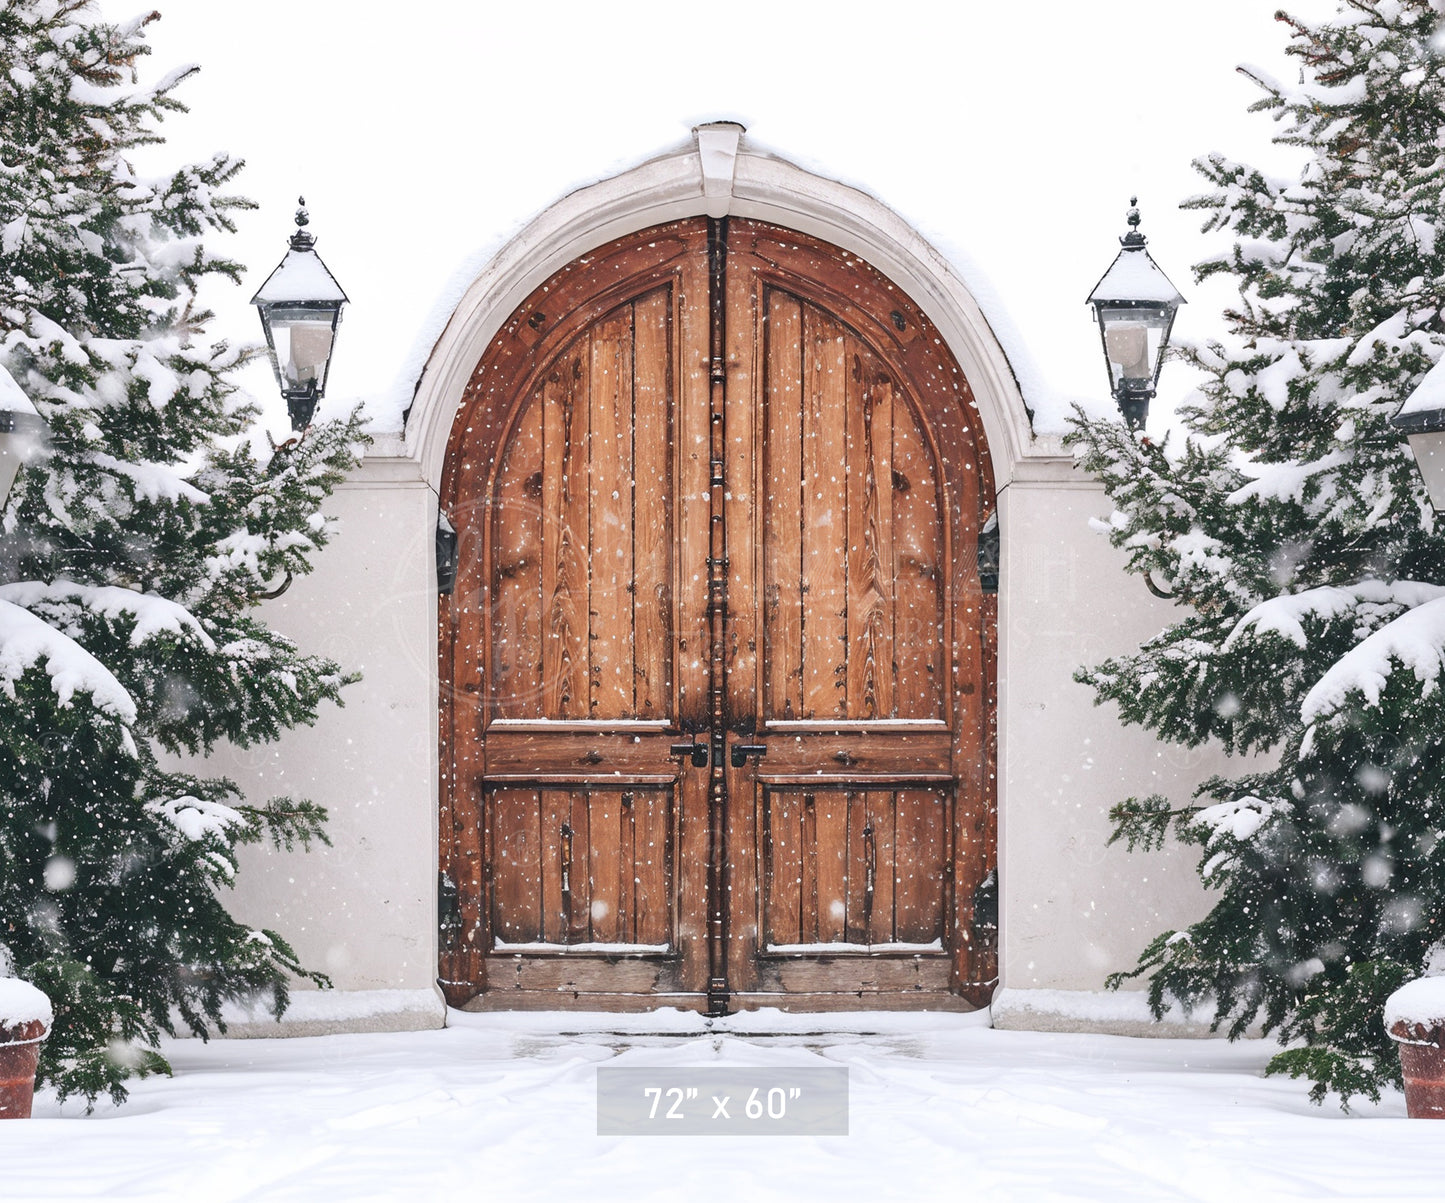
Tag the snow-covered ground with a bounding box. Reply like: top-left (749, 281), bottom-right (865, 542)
top-left (3, 1009), bottom-right (1438, 1202)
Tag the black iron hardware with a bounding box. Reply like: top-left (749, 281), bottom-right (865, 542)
top-left (559, 822), bottom-right (574, 902)
top-left (436, 511), bottom-right (459, 595)
top-left (730, 743), bottom-right (767, 768)
top-left (863, 823), bottom-right (876, 928)
top-left (670, 739), bottom-right (709, 768)
top-left (438, 871), bottom-right (460, 950)
top-left (976, 510), bottom-right (999, 595)
top-left (972, 868), bottom-right (998, 949)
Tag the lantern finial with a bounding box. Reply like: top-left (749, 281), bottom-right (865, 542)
top-left (1122, 197), bottom-right (1145, 248)
top-left (290, 197), bottom-right (315, 251)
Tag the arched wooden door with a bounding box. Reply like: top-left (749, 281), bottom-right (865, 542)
top-left (439, 218), bottom-right (996, 1012)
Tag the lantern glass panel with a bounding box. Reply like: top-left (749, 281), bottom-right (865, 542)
top-left (264, 306), bottom-right (338, 394)
top-left (1096, 303), bottom-right (1171, 393)
top-left (0, 411), bottom-right (49, 511)
top-left (1407, 430), bottom-right (1445, 511)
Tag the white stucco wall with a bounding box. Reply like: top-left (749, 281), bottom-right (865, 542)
top-left (995, 460), bottom-right (1223, 1025)
top-left (211, 448), bottom-right (446, 1033)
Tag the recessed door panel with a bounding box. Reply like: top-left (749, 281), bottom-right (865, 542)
top-left (487, 786), bottom-right (672, 949)
top-left (761, 787), bottom-right (949, 952)
top-left (761, 292), bottom-right (946, 722)
top-left (489, 289), bottom-right (675, 722)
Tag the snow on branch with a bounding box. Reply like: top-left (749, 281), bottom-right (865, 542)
top-left (146, 794), bottom-right (246, 844)
top-left (0, 598), bottom-right (136, 720)
top-left (1224, 579), bottom-right (1445, 652)
top-left (0, 580), bottom-right (215, 651)
top-left (1301, 594), bottom-right (1445, 724)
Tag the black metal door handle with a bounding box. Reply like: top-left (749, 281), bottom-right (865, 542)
top-left (730, 743), bottom-right (768, 768)
top-left (670, 740), bottom-right (709, 768)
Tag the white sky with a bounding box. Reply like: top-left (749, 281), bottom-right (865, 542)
top-left (126, 0), bottom-right (1342, 437)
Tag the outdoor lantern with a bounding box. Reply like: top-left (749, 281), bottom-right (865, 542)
top-left (0, 364), bottom-right (50, 510)
top-left (1392, 379), bottom-right (1445, 510)
top-left (1087, 199), bottom-right (1184, 430)
top-left (251, 198), bottom-right (348, 432)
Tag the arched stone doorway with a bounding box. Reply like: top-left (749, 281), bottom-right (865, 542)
top-left (438, 216), bottom-right (996, 1012)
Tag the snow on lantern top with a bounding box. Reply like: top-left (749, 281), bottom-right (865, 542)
top-left (251, 199), bottom-right (348, 432)
top-left (1087, 199), bottom-right (1184, 431)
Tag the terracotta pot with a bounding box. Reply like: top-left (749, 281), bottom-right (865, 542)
top-left (0, 1019), bottom-right (48, 1120)
top-left (1388, 1018), bottom-right (1445, 1119)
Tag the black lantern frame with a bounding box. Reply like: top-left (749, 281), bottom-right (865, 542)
top-left (251, 199), bottom-right (348, 432)
top-left (0, 369), bottom-right (51, 511)
top-left (1391, 401), bottom-right (1445, 512)
top-left (1087, 200), bottom-right (1184, 430)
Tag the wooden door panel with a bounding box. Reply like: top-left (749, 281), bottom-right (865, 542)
top-left (728, 223), bottom-right (968, 997)
top-left (748, 726), bottom-right (951, 779)
top-left (759, 786), bottom-right (950, 952)
top-left (632, 288), bottom-right (674, 720)
top-left (493, 290), bottom-right (676, 723)
top-left (893, 788), bottom-right (950, 945)
top-left (761, 290), bottom-right (946, 723)
top-left (491, 398), bottom-right (543, 718)
top-left (485, 786), bottom-right (673, 949)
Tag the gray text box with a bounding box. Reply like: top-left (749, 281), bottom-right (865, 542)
top-left (597, 1067), bottom-right (848, 1136)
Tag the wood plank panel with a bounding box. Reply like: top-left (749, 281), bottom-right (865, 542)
top-left (764, 291), bottom-right (804, 723)
top-left (894, 788), bottom-right (948, 945)
top-left (567, 791), bottom-right (591, 941)
top-left (769, 957), bottom-right (950, 994)
top-left (588, 311), bottom-right (634, 719)
top-left (752, 727), bottom-right (951, 776)
top-left (812, 790), bottom-right (848, 943)
top-left (845, 352), bottom-right (893, 719)
top-left (891, 396), bottom-right (944, 719)
top-left (801, 792), bottom-right (819, 944)
top-left (632, 288), bottom-right (673, 721)
top-left (633, 789), bottom-right (671, 946)
top-left (491, 394), bottom-right (543, 717)
top-left (539, 788), bottom-right (573, 943)
top-left (801, 307), bottom-right (849, 720)
top-left (541, 358), bottom-right (589, 719)
top-left (587, 790), bottom-right (623, 943)
top-left (488, 789), bottom-right (542, 944)
top-left (483, 728), bottom-right (682, 776)
top-left (504, 958), bottom-right (671, 994)
top-left (764, 791), bottom-right (803, 946)
top-left (845, 792), bottom-right (869, 944)
top-left (868, 790), bottom-right (899, 947)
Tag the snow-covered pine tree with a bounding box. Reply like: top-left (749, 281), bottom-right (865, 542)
top-left (0, 1), bottom-right (364, 1106)
top-left (1067, 0), bottom-right (1445, 1108)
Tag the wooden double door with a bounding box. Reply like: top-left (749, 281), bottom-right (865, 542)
top-left (439, 218), bottom-right (995, 1011)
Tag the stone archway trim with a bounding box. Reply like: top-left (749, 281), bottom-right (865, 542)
top-left (405, 124), bottom-right (1046, 494)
